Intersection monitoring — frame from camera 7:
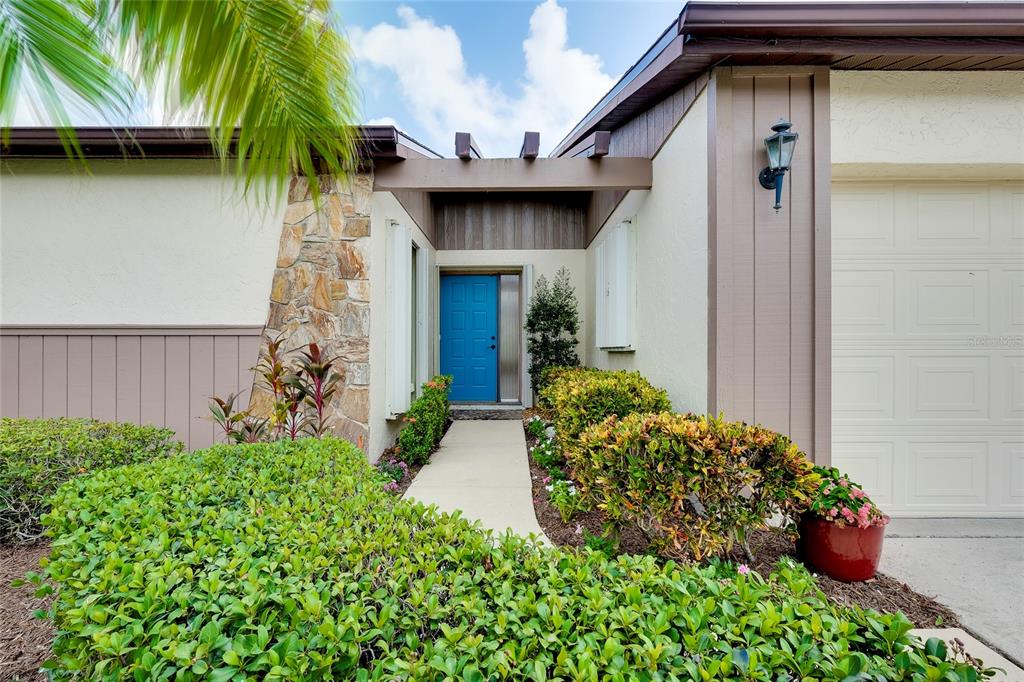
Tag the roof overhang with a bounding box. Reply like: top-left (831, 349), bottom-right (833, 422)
top-left (1, 125), bottom-right (443, 161)
top-left (552, 1), bottom-right (1024, 157)
top-left (373, 158), bottom-right (652, 192)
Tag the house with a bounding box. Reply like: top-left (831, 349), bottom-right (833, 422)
top-left (2, 1), bottom-right (1022, 518)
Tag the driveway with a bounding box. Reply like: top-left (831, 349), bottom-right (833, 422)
top-left (880, 518), bottom-right (1024, 666)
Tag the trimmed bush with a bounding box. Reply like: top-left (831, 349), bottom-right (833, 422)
top-left (395, 375), bottom-right (452, 465)
top-left (0, 417), bottom-right (182, 544)
top-left (41, 437), bottom-right (990, 680)
top-left (575, 412), bottom-right (820, 561)
top-left (539, 366), bottom-right (671, 452)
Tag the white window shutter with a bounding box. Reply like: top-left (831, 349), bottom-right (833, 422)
top-left (595, 240), bottom-right (607, 348)
top-left (386, 222), bottom-right (412, 416)
top-left (597, 220), bottom-right (636, 351)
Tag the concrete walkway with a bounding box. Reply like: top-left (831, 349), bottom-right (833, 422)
top-left (403, 420), bottom-right (546, 540)
top-left (881, 518), bottom-right (1024, 666)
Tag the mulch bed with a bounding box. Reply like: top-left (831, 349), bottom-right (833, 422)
top-left (523, 415), bottom-right (961, 630)
top-left (1, 542), bottom-right (53, 682)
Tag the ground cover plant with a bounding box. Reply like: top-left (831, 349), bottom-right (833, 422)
top-left (37, 437), bottom-right (995, 680)
top-left (0, 418), bottom-right (182, 544)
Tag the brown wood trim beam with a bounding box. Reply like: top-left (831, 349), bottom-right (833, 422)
top-left (373, 158), bottom-right (652, 192)
top-left (519, 132), bottom-right (540, 159)
top-left (455, 132), bottom-right (482, 159)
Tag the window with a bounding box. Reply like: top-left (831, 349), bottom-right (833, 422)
top-left (595, 219), bottom-right (636, 351)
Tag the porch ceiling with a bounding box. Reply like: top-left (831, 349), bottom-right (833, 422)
top-left (372, 157), bottom-right (653, 192)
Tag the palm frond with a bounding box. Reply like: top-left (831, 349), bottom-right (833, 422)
top-left (0, 0), bottom-right (131, 155)
top-left (116, 0), bottom-right (360, 202)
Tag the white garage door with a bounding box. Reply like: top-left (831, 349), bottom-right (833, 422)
top-left (832, 181), bottom-right (1024, 517)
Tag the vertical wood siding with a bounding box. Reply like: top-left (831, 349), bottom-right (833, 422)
top-left (0, 328), bottom-right (262, 450)
top-left (707, 66), bottom-right (831, 462)
top-left (585, 73), bottom-right (710, 244)
top-left (434, 192), bottom-right (587, 250)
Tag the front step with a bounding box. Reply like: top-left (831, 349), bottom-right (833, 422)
top-left (450, 405), bottom-right (524, 421)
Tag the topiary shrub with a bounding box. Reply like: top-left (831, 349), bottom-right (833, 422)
top-left (38, 437), bottom-right (994, 680)
top-left (539, 367), bottom-right (671, 453)
top-left (525, 267), bottom-right (580, 392)
top-left (0, 417), bottom-right (182, 544)
top-left (395, 374), bottom-right (452, 465)
top-left (575, 412), bottom-right (821, 561)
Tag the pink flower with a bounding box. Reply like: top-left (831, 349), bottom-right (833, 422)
top-left (839, 478), bottom-right (849, 487)
top-left (850, 487), bottom-right (865, 499)
top-left (737, 564), bottom-right (751, 575)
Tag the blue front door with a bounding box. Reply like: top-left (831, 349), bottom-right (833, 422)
top-left (440, 274), bottom-right (499, 402)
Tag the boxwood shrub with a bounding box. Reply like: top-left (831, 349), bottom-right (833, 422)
top-left (395, 375), bottom-right (452, 465)
top-left (0, 417), bottom-right (182, 544)
top-left (538, 367), bottom-right (671, 453)
top-left (40, 437), bottom-right (988, 680)
top-left (575, 412), bottom-right (820, 561)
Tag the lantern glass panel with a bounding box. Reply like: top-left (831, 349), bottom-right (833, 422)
top-left (764, 134), bottom-right (783, 170)
top-left (778, 132), bottom-right (798, 169)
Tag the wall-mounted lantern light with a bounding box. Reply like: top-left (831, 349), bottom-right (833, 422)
top-left (757, 118), bottom-right (799, 211)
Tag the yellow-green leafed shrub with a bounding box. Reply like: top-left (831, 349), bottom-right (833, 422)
top-left (40, 437), bottom-right (991, 680)
top-left (0, 417), bottom-right (182, 543)
top-left (575, 412), bottom-right (820, 561)
top-left (539, 367), bottom-right (671, 452)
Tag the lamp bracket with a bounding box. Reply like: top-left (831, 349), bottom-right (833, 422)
top-left (758, 167), bottom-right (780, 190)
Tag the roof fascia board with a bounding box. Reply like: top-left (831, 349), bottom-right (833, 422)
top-left (684, 36), bottom-right (1024, 57)
top-left (372, 157), bottom-right (652, 192)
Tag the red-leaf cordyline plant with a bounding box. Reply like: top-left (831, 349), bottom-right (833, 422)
top-left (210, 336), bottom-right (343, 443)
top-left (208, 392), bottom-right (248, 443)
top-left (292, 343), bottom-right (343, 437)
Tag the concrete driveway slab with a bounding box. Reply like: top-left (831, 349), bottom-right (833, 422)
top-left (881, 519), bottom-right (1024, 666)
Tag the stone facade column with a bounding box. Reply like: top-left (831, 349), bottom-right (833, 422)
top-left (250, 173), bottom-right (372, 448)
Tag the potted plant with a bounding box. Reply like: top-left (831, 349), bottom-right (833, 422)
top-left (798, 466), bottom-right (890, 582)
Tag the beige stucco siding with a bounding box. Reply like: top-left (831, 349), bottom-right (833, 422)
top-left (585, 90), bottom-right (709, 413)
top-left (368, 191), bottom-right (436, 460)
top-left (831, 71), bottom-right (1024, 173)
top-left (0, 160), bottom-right (283, 325)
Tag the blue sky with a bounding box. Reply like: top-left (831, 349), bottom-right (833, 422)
top-left (340, 1), bottom-right (682, 156)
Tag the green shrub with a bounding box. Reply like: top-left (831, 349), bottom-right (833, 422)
top-left (539, 367), bottom-right (671, 453)
top-left (525, 267), bottom-right (580, 392)
top-left (546, 479), bottom-right (585, 522)
top-left (395, 375), bottom-right (452, 465)
top-left (39, 437), bottom-right (992, 680)
top-left (0, 417), bottom-right (182, 544)
top-left (575, 412), bottom-right (821, 561)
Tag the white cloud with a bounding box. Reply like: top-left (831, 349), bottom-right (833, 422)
top-left (349, 1), bottom-right (615, 157)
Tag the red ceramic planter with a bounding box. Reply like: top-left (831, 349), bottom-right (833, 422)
top-left (798, 514), bottom-right (885, 582)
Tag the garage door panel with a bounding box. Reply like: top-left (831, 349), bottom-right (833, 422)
top-left (833, 270), bottom-right (895, 334)
top-left (833, 355), bottom-right (895, 421)
top-left (833, 180), bottom-right (1024, 516)
top-left (907, 355), bottom-right (990, 422)
top-left (898, 185), bottom-right (991, 251)
top-left (831, 441), bottom-right (895, 506)
top-left (907, 441), bottom-right (988, 507)
top-left (833, 184), bottom-right (894, 250)
top-left (906, 269), bottom-right (990, 335)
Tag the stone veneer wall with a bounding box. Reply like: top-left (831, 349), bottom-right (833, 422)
top-left (249, 173), bottom-right (372, 447)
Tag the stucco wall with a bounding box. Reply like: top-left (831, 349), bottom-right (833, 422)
top-left (585, 90), bottom-right (709, 413)
top-left (1, 160), bottom-right (283, 325)
top-left (831, 71), bottom-right (1024, 170)
top-left (368, 191), bottom-right (436, 460)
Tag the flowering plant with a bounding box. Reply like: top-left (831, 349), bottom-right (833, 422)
top-left (808, 466), bottom-right (890, 529)
top-left (546, 479), bottom-right (585, 522)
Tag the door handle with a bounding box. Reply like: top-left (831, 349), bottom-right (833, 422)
top-left (490, 344), bottom-right (496, 350)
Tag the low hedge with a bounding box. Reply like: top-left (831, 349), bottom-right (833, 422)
top-left (576, 412), bottom-right (820, 561)
top-left (538, 367), bottom-right (671, 453)
top-left (395, 375), bottom-right (452, 465)
top-left (0, 417), bottom-right (182, 544)
top-left (40, 437), bottom-right (988, 680)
